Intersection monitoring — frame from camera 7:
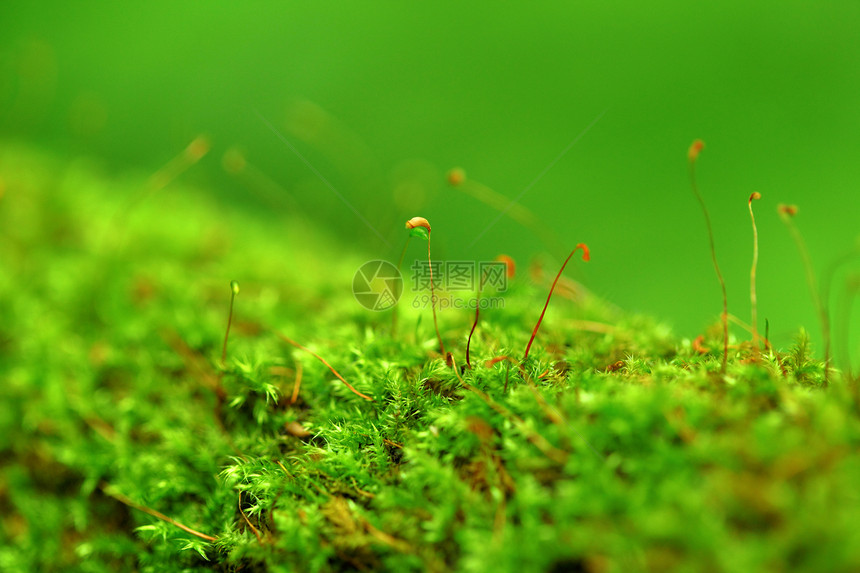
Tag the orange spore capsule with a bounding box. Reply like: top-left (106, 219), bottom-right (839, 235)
top-left (447, 167), bottom-right (466, 186)
top-left (405, 216), bottom-right (431, 232)
top-left (494, 254), bottom-right (516, 279)
top-left (688, 139), bottom-right (705, 162)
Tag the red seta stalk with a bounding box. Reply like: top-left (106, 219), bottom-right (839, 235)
top-left (466, 255), bottom-right (515, 370)
top-left (466, 288), bottom-right (481, 370)
top-left (522, 244), bottom-right (590, 364)
top-left (277, 332), bottom-right (373, 401)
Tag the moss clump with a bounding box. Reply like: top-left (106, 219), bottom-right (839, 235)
top-left (1, 143), bottom-right (858, 572)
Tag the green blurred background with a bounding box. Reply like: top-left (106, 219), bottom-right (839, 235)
top-left (2, 1), bottom-right (858, 362)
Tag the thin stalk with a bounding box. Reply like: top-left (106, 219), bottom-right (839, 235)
top-left (466, 267), bottom-right (489, 369)
top-left (688, 140), bottom-right (728, 373)
top-left (238, 493), bottom-right (263, 544)
top-left (148, 135), bottom-right (210, 192)
top-left (448, 169), bottom-right (565, 255)
top-left (765, 319), bottom-right (770, 353)
top-left (105, 135), bottom-right (210, 252)
top-left (277, 332), bottom-right (373, 400)
top-left (821, 246), bottom-right (860, 378)
top-left (427, 235), bottom-right (445, 355)
top-left (748, 192), bottom-right (761, 357)
top-left (406, 217), bottom-right (445, 356)
top-left (289, 359), bottom-right (303, 404)
top-left (222, 147), bottom-right (306, 218)
top-left (837, 275), bottom-right (860, 379)
top-left (221, 280), bottom-right (239, 366)
top-left (468, 255), bottom-right (515, 369)
top-left (449, 354), bottom-right (568, 464)
top-left (523, 244), bottom-right (590, 364)
top-left (778, 204), bottom-right (829, 383)
top-left (101, 482), bottom-right (217, 542)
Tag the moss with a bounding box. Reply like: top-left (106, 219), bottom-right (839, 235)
top-left (1, 143), bottom-right (858, 572)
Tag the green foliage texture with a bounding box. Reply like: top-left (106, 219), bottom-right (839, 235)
top-left (1, 143), bottom-right (859, 572)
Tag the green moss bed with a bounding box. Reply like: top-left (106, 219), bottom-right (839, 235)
top-left (1, 143), bottom-right (859, 572)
